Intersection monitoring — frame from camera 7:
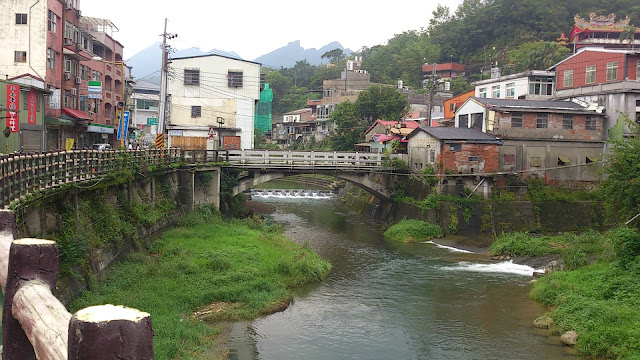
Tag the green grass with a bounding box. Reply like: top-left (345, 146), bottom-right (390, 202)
top-left (384, 219), bottom-right (444, 243)
top-left (492, 227), bottom-right (640, 359)
top-left (70, 207), bottom-right (331, 359)
top-left (531, 259), bottom-right (640, 359)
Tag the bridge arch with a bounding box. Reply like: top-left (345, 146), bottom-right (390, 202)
top-left (229, 169), bottom-right (397, 201)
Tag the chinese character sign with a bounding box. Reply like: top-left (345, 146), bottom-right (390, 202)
top-left (6, 85), bottom-right (19, 132)
top-left (28, 89), bottom-right (36, 124)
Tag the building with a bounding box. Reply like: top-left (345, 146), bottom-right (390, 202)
top-left (443, 90), bottom-right (474, 124)
top-left (550, 47), bottom-right (640, 140)
top-left (0, 0), bottom-right (129, 149)
top-left (166, 54), bottom-right (262, 150)
top-left (362, 119), bottom-right (426, 153)
top-left (320, 70), bottom-right (381, 120)
top-left (1, 79), bottom-right (49, 153)
top-left (422, 63), bottom-right (466, 81)
top-left (473, 71), bottom-right (556, 100)
top-left (130, 80), bottom-right (160, 147)
top-left (569, 13), bottom-right (640, 51)
top-left (455, 97), bottom-right (605, 182)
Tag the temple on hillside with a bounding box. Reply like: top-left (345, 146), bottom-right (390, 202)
top-left (569, 13), bottom-right (639, 51)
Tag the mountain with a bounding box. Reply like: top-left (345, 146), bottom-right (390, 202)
top-left (127, 43), bottom-right (242, 84)
top-left (254, 40), bottom-right (353, 68)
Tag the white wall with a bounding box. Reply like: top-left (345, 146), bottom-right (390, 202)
top-left (455, 100), bottom-right (487, 131)
top-left (475, 77), bottom-right (530, 99)
top-left (0, 0), bottom-right (47, 80)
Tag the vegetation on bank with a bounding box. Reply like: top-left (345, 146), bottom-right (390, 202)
top-left (384, 219), bottom-right (444, 243)
top-left (490, 227), bottom-right (640, 359)
top-left (70, 205), bottom-right (331, 359)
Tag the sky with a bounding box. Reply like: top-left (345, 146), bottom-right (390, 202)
top-left (80, 0), bottom-right (464, 61)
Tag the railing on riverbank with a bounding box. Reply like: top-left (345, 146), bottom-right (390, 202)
top-left (0, 210), bottom-right (154, 359)
top-left (1, 148), bottom-right (391, 209)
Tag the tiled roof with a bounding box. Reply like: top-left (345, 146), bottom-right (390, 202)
top-left (411, 127), bottom-right (501, 144)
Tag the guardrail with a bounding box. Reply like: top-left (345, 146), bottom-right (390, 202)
top-left (225, 150), bottom-right (396, 170)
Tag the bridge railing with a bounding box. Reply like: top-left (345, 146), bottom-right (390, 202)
top-left (225, 150), bottom-right (394, 169)
top-left (0, 149), bottom-right (182, 208)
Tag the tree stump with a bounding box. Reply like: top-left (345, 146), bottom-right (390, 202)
top-left (68, 305), bottom-right (154, 360)
top-left (2, 239), bottom-right (59, 360)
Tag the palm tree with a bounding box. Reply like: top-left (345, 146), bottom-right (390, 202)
top-left (619, 26), bottom-right (637, 51)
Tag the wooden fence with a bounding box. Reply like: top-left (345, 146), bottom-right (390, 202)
top-left (0, 209), bottom-right (154, 359)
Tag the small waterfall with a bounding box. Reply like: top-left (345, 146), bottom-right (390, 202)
top-left (247, 189), bottom-right (336, 199)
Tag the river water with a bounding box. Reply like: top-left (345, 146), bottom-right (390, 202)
top-left (225, 184), bottom-right (577, 360)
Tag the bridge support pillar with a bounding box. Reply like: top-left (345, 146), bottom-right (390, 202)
top-left (178, 170), bottom-right (195, 212)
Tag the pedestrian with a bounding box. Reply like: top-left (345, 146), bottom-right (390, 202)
top-left (128, 143), bottom-right (133, 150)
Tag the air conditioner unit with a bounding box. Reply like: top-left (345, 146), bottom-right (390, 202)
top-left (65, 1), bottom-right (72, 9)
top-left (64, 72), bottom-right (71, 81)
top-left (75, 77), bottom-right (81, 85)
top-left (76, 9), bottom-right (81, 18)
top-left (70, 88), bottom-right (77, 96)
top-left (63, 38), bottom-right (73, 46)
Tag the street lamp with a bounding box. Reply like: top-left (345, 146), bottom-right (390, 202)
top-left (216, 116), bottom-right (224, 150)
top-left (92, 56), bottom-right (126, 147)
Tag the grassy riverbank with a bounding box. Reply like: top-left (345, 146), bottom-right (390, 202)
top-left (383, 219), bottom-right (444, 243)
top-left (490, 228), bottom-right (640, 359)
top-left (70, 206), bottom-right (331, 359)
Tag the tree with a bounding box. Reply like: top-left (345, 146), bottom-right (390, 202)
top-left (507, 41), bottom-right (571, 72)
top-left (619, 26), bottom-right (638, 50)
top-left (329, 102), bottom-right (367, 151)
top-left (601, 114), bottom-right (640, 223)
top-left (321, 49), bottom-right (345, 64)
top-left (355, 85), bottom-right (409, 122)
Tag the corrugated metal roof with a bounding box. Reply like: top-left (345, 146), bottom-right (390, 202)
top-left (410, 127), bottom-right (501, 144)
top-left (470, 97), bottom-right (593, 112)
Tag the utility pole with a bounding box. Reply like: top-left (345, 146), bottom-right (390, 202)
top-left (157, 19), bottom-right (177, 148)
top-left (427, 63), bottom-right (436, 125)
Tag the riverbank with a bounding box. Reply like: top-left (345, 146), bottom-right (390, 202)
top-left (69, 205), bottom-right (331, 359)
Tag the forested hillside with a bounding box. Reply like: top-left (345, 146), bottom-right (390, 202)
top-left (266, 0), bottom-right (640, 115)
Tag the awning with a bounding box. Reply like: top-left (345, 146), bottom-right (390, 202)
top-left (558, 156), bottom-right (571, 164)
top-left (45, 116), bottom-right (75, 126)
top-left (62, 107), bottom-right (91, 120)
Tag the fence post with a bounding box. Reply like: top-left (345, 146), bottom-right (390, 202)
top-left (68, 305), bottom-right (153, 360)
top-left (2, 238), bottom-right (59, 360)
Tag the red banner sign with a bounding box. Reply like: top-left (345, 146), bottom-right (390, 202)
top-left (6, 85), bottom-right (19, 133)
top-left (28, 88), bottom-right (36, 124)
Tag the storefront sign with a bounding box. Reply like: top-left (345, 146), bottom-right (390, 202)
top-left (6, 84), bottom-right (19, 132)
top-left (28, 89), bottom-right (37, 124)
top-left (87, 123), bottom-right (115, 134)
top-left (65, 138), bottom-right (75, 151)
top-left (49, 88), bottom-right (61, 110)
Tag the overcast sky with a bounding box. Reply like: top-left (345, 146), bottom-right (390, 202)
top-left (80, 0), bottom-right (464, 61)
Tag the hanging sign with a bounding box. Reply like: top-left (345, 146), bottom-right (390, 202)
top-left (28, 88), bottom-right (37, 124)
top-left (6, 85), bottom-right (19, 133)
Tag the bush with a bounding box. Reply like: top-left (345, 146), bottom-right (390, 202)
top-left (609, 226), bottom-right (640, 268)
top-left (384, 219), bottom-right (443, 243)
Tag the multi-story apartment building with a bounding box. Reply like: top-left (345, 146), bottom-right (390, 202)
top-left (551, 47), bottom-right (640, 140)
top-left (167, 54), bottom-right (262, 150)
top-left (0, 0), bottom-right (129, 150)
top-left (130, 80), bottom-right (160, 147)
top-left (473, 71), bottom-right (556, 101)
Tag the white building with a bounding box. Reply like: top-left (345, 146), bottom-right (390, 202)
top-left (130, 80), bottom-right (160, 146)
top-left (167, 54), bottom-right (262, 150)
top-left (473, 70), bottom-right (556, 100)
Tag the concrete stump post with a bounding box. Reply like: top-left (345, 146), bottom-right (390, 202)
top-left (2, 239), bottom-right (59, 360)
top-left (68, 305), bottom-right (154, 360)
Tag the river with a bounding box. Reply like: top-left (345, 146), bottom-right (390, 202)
top-left (225, 182), bottom-right (577, 360)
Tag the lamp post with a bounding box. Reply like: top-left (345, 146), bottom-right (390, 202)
top-left (92, 56), bottom-right (126, 148)
top-left (216, 116), bottom-right (224, 150)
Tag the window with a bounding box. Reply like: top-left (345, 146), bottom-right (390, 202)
top-left (458, 114), bottom-right (468, 128)
top-left (228, 70), bottom-right (243, 87)
top-left (491, 85), bottom-right (501, 98)
top-left (94, 99), bottom-right (100, 115)
top-left (606, 62), bottom-right (618, 81)
top-left (511, 113), bottom-right (523, 128)
top-left (47, 10), bottom-right (57, 32)
top-left (585, 65), bottom-right (596, 84)
top-left (529, 76), bottom-right (554, 95)
top-left (468, 156), bottom-right (479, 162)
top-left (562, 115), bottom-right (573, 129)
top-left (472, 113), bottom-right (483, 130)
top-left (637, 61), bottom-right (640, 80)
top-left (47, 48), bottom-right (56, 69)
top-left (184, 69), bottom-right (200, 85)
top-left (191, 106), bottom-right (201, 118)
top-left (15, 13), bottom-right (27, 25)
top-left (506, 82), bottom-right (515, 98)
top-left (136, 100), bottom-right (159, 110)
top-left (430, 150), bottom-right (435, 163)
top-left (65, 57), bottom-right (78, 76)
top-left (449, 103), bottom-right (455, 111)
top-left (14, 51), bottom-right (27, 63)
top-left (22, 91), bottom-right (41, 111)
top-left (479, 88), bottom-right (487, 98)
top-left (449, 143), bottom-right (462, 151)
top-left (92, 71), bottom-right (101, 82)
top-left (536, 113), bottom-right (548, 128)
top-left (585, 116), bottom-right (597, 130)
top-left (558, 156), bottom-right (571, 166)
top-left (65, 21), bottom-right (73, 40)
top-left (80, 65), bottom-right (89, 80)
top-left (563, 70), bottom-right (573, 87)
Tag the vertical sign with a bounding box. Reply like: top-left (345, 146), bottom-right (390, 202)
top-left (28, 89), bottom-right (37, 124)
top-left (122, 111), bottom-right (130, 140)
top-left (6, 84), bottom-right (19, 132)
